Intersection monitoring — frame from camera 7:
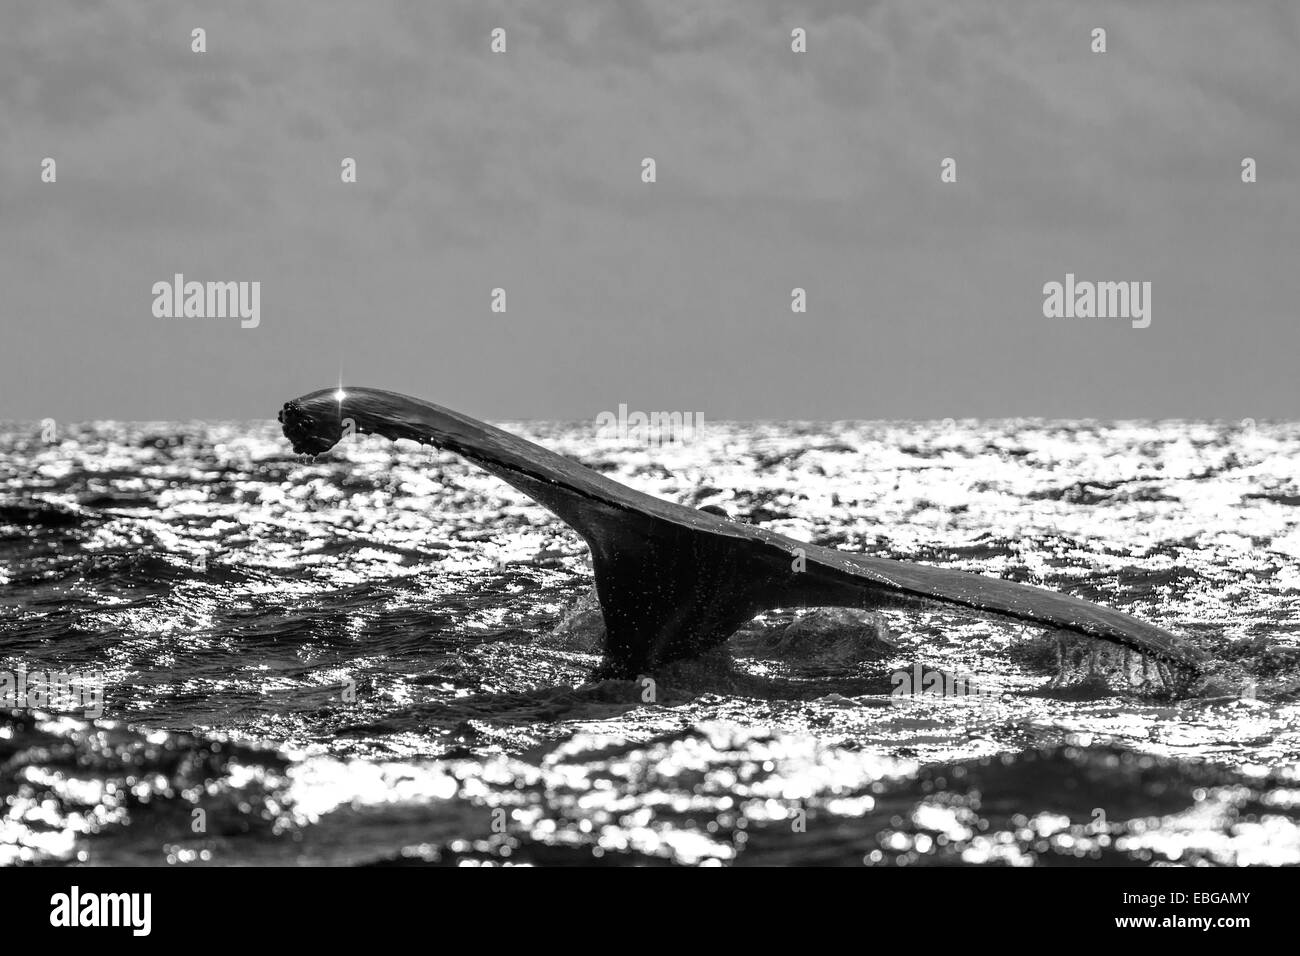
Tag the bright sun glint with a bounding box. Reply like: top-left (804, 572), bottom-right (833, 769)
top-left (334, 388), bottom-right (347, 402)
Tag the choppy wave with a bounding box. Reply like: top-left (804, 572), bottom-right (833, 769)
top-left (2, 418), bottom-right (1299, 864)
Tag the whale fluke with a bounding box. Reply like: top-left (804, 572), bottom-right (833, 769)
top-left (279, 387), bottom-right (1203, 679)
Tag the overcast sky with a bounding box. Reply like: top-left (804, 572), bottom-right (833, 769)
top-left (2, 1), bottom-right (1297, 423)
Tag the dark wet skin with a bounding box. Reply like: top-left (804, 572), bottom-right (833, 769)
top-left (278, 387), bottom-right (1203, 681)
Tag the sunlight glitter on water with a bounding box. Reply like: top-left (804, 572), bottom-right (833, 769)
top-left (3, 418), bottom-right (1300, 863)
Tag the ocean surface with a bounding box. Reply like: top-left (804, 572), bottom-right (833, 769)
top-left (2, 418), bottom-right (1299, 866)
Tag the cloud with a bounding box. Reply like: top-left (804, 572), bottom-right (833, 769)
top-left (1, 1), bottom-right (1297, 420)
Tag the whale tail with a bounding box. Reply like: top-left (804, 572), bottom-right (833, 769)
top-left (279, 387), bottom-right (1203, 678)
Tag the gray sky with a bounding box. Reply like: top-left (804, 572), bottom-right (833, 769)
top-left (2, 1), bottom-right (1297, 423)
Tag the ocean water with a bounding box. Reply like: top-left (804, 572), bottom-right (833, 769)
top-left (2, 418), bottom-right (1299, 866)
